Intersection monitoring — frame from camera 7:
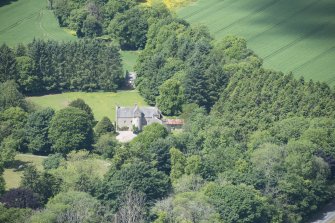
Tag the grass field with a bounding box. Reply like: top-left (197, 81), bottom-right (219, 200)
top-left (3, 153), bottom-right (111, 190)
top-left (0, 0), bottom-right (75, 46)
top-left (3, 154), bottom-right (46, 190)
top-left (177, 0), bottom-right (335, 85)
top-left (121, 50), bottom-right (140, 72)
top-left (27, 91), bottom-right (148, 121)
top-left (0, 0), bottom-right (138, 72)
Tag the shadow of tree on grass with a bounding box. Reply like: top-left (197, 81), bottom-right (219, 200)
top-left (0, 0), bottom-right (18, 7)
top-left (4, 160), bottom-right (32, 172)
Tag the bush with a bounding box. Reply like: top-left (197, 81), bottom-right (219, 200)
top-left (30, 191), bottom-right (102, 223)
top-left (49, 151), bottom-right (102, 195)
top-left (101, 161), bottom-right (171, 209)
top-left (94, 133), bottom-right (118, 158)
top-left (0, 204), bottom-right (32, 223)
top-left (0, 173), bottom-right (4, 196)
top-left (95, 117), bottom-right (114, 137)
top-left (21, 165), bottom-right (61, 204)
top-left (0, 188), bottom-right (41, 209)
top-left (43, 153), bottom-right (65, 170)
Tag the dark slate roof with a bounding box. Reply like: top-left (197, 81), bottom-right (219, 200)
top-left (117, 106), bottom-right (161, 118)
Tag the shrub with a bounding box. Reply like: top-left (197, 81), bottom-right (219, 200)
top-left (43, 153), bottom-right (65, 170)
top-left (0, 188), bottom-right (41, 209)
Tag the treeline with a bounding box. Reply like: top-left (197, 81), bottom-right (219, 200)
top-left (0, 39), bottom-right (123, 94)
top-left (52, 0), bottom-right (170, 50)
top-left (212, 69), bottom-right (335, 141)
top-left (0, 68), bottom-right (335, 222)
top-left (135, 14), bottom-right (266, 114)
top-left (1, 1), bottom-right (335, 222)
top-left (1, 84), bottom-right (335, 223)
top-left (0, 82), bottom-right (112, 158)
top-left (172, 108), bottom-right (335, 222)
top-left (133, 8), bottom-right (335, 222)
top-left (136, 17), bottom-right (335, 117)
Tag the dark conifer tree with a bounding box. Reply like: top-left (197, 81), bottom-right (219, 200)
top-left (0, 44), bottom-right (17, 82)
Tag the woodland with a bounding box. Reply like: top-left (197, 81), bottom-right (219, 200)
top-left (0, 0), bottom-right (335, 222)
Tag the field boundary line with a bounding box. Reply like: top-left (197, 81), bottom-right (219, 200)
top-left (248, 0), bottom-right (320, 42)
top-left (214, 0), bottom-right (280, 35)
top-left (326, 76), bottom-right (335, 85)
top-left (0, 10), bottom-right (40, 34)
top-left (38, 9), bottom-right (56, 40)
top-left (263, 22), bottom-right (331, 60)
top-left (186, 0), bottom-right (230, 20)
top-left (193, 0), bottom-right (238, 24)
top-left (292, 46), bottom-right (335, 74)
top-left (325, 73), bottom-right (335, 85)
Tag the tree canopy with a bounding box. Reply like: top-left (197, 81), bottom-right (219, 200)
top-left (0, 40), bottom-right (123, 94)
top-left (25, 108), bottom-right (55, 155)
top-left (49, 107), bottom-right (94, 154)
top-left (1, 1), bottom-right (335, 222)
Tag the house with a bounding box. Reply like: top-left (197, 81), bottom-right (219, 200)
top-left (116, 104), bottom-right (163, 131)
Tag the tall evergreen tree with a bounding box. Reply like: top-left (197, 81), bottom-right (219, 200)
top-left (0, 44), bottom-right (17, 82)
top-left (184, 48), bottom-right (210, 109)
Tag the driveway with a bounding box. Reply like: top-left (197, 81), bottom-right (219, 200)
top-left (116, 131), bottom-right (137, 143)
top-left (309, 199), bottom-right (335, 223)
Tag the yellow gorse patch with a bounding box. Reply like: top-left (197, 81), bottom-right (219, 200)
top-left (145, 0), bottom-right (194, 9)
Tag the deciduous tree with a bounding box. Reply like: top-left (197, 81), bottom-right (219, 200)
top-left (156, 76), bottom-right (185, 116)
top-left (95, 116), bottom-right (114, 137)
top-left (0, 188), bottom-right (41, 209)
top-left (49, 107), bottom-right (94, 154)
top-left (25, 108), bottom-right (55, 155)
top-left (69, 98), bottom-right (95, 125)
top-left (0, 81), bottom-right (26, 112)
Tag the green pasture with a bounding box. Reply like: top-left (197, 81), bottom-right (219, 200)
top-left (0, 0), bottom-right (138, 72)
top-left (3, 153), bottom-right (111, 190)
top-left (0, 0), bottom-right (75, 46)
top-left (178, 0), bottom-right (335, 84)
top-left (121, 50), bottom-right (140, 72)
top-left (3, 154), bottom-right (46, 190)
top-left (27, 91), bottom-right (148, 121)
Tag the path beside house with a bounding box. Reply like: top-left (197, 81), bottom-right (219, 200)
top-left (309, 199), bottom-right (335, 223)
top-left (116, 131), bottom-right (137, 143)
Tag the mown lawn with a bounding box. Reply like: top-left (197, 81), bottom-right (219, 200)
top-left (177, 0), bottom-right (335, 85)
top-left (27, 91), bottom-right (148, 121)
